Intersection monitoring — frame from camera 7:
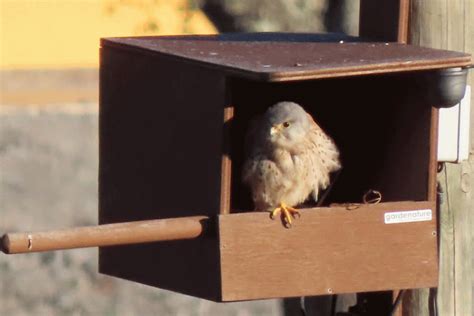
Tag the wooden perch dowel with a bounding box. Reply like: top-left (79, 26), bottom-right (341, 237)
top-left (1, 216), bottom-right (208, 254)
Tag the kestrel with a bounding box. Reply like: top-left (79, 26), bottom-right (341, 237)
top-left (242, 101), bottom-right (341, 227)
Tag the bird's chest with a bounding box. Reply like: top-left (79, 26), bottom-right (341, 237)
top-left (272, 150), bottom-right (306, 179)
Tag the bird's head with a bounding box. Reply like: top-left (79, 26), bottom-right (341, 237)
top-left (263, 101), bottom-right (311, 150)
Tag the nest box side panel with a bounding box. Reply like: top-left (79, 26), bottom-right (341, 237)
top-left (218, 201), bottom-right (437, 301)
top-left (99, 45), bottom-right (226, 300)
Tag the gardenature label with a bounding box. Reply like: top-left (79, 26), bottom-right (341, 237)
top-left (384, 209), bottom-right (432, 224)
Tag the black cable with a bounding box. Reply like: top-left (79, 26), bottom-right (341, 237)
top-left (389, 290), bottom-right (405, 316)
top-left (330, 294), bottom-right (338, 316)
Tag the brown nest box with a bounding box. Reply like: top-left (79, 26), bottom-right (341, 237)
top-left (98, 33), bottom-right (471, 301)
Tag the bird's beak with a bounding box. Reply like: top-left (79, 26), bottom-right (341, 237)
top-left (270, 124), bottom-right (282, 135)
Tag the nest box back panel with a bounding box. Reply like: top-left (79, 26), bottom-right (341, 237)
top-left (99, 45), bottom-right (226, 299)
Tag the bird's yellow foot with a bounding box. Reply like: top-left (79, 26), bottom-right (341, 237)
top-left (270, 203), bottom-right (300, 228)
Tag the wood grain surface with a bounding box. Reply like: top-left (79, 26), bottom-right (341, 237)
top-left (406, 1), bottom-right (474, 315)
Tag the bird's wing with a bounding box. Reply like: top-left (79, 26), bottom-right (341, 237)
top-left (307, 114), bottom-right (342, 201)
top-left (308, 114), bottom-right (341, 173)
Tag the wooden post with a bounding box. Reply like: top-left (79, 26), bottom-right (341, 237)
top-left (406, 1), bottom-right (474, 315)
top-left (359, 0), bottom-right (409, 43)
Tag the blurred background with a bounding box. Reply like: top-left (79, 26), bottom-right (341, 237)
top-left (1, 1), bottom-right (358, 315)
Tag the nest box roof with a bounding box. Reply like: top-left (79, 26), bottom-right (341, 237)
top-left (102, 33), bottom-right (471, 82)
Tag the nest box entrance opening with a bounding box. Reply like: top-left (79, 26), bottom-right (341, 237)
top-left (229, 73), bottom-right (434, 213)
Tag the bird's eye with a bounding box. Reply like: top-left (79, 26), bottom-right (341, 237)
top-left (283, 122), bottom-right (291, 128)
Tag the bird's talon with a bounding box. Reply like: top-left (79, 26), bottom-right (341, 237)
top-left (270, 208), bottom-right (280, 220)
top-left (282, 214), bottom-right (292, 228)
top-left (282, 209), bottom-right (291, 224)
top-left (270, 203), bottom-right (299, 228)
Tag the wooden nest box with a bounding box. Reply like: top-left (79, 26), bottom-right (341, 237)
top-left (99, 33), bottom-right (471, 301)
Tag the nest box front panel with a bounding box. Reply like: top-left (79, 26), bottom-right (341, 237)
top-left (99, 45), bottom-right (227, 300)
top-left (218, 201), bottom-right (437, 301)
